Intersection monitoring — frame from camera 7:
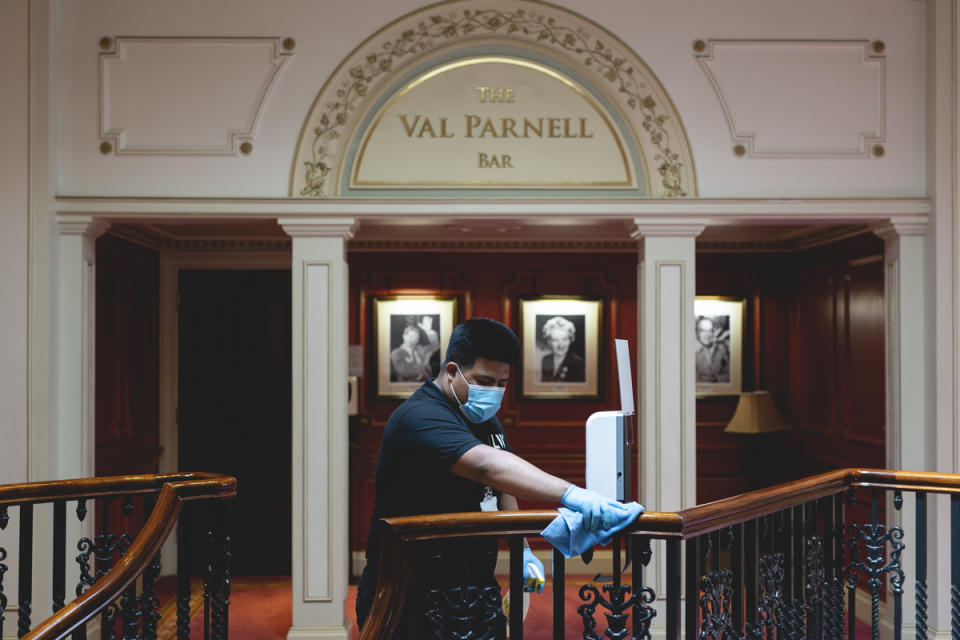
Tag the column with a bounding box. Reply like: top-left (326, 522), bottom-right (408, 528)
top-left (56, 216), bottom-right (109, 482)
top-left (629, 218), bottom-right (706, 613)
top-left (872, 220), bottom-right (928, 638)
top-left (279, 217), bottom-right (356, 640)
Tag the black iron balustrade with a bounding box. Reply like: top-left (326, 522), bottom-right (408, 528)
top-left (358, 468), bottom-right (960, 640)
top-left (0, 472), bottom-right (235, 640)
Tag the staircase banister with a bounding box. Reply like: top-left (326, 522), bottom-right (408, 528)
top-left (16, 473), bottom-right (236, 639)
top-left (0, 471), bottom-right (235, 506)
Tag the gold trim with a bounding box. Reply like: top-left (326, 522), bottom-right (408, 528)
top-left (291, 0), bottom-right (697, 198)
top-left (351, 56), bottom-right (634, 188)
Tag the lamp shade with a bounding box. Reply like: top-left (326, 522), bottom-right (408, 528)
top-left (724, 391), bottom-right (791, 434)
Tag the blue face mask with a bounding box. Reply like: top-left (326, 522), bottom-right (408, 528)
top-left (453, 365), bottom-right (505, 423)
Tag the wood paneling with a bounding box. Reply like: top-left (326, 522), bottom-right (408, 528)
top-left (95, 234), bottom-right (160, 477)
top-left (347, 252), bottom-right (639, 550)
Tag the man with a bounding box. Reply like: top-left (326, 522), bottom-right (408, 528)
top-left (357, 318), bottom-right (633, 638)
top-left (695, 316), bottom-right (730, 383)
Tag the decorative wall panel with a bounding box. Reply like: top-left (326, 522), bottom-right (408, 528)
top-left (100, 37), bottom-right (291, 154)
top-left (696, 40), bottom-right (885, 157)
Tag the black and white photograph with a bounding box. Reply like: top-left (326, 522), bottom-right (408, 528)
top-left (374, 296), bottom-right (456, 398)
top-left (388, 314), bottom-right (441, 382)
top-left (519, 297), bottom-right (601, 399)
top-left (536, 314), bottom-right (587, 383)
top-left (694, 297), bottom-right (744, 396)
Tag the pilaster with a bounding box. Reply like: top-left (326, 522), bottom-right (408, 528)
top-left (279, 217), bottom-right (357, 640)
top-left (871, 219), bottom-right (928, 636)
top-left (56, 216), bottom-right (109, 482)
top-left (629, 217), bottom-right (707, 615)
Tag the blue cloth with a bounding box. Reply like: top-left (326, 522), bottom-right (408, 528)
top-left (540, 502), bottom-right (645, 558)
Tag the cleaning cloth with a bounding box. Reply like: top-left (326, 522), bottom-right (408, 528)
top-left (540, 502), bottom-right (645, 558)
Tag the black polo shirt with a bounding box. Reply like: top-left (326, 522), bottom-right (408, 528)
top-left (358, 379), bottom-right (510, 616)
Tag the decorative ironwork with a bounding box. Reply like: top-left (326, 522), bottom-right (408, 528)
top-left (916, 579), bottom-right (928, 640)
top-left (894, 491), bottom-right (903, 511)
top-left (578, 579), bottom-right (654, 640)
top-left (0, 507), bottom-right (7, 529)
top-left (633, 584), bottom-right (658, 640)
top-left (76, 538), bottom-right (96, 596)
top-left (805, 537), bottom-right (825, 640)
top-left (77, 499), bottom-right (87, 521)
top-left (176, 582), bottom-right (191, 639)
top-left (210, 529), bottom-right (232, 639)
top-left (844, 522), bottom-right (905, 640)
top-left (122, 497), bottom-right (135, 517)
top-left (423, 585), bottom-right (502, 640)
top-left (759, 515), bottom-right (770, 541)
top-left (747, 553), bottom-right (785, 640)
top-left (698, 569), bottom-right (740, 640)
top-left (722, 526), bottom-right (735, 551)
top-left (951, 585), bottom-right (960, 640)
top-left (120, 583), bottom-right (139, 640)
top-left (822, 575), bottom-right (844, 640)
top-left (140, 552), bottom-right (163, 640)
top-left (17, 595), bottom-right (30, 638)
top-left (0, 548), bottom-right (7, 636)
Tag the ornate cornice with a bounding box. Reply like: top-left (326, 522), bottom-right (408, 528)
top-left (347, 239), bottom-right (635, 252)
top-left (628, 218), bottom-right (709, 239)
top-left (57, 216), bottom-right (111, 238)
top-left (278, 217), bottom-right (358, 239)
top-left (870, 220), bottom-right (928, 240)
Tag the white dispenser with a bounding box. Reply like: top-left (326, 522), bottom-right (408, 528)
top-left (585, 339), bottom-right (635, 501)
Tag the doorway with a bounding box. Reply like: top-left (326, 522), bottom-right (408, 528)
top-left (177, 269), bottom-right (292, 575)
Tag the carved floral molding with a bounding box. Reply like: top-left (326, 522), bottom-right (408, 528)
top-left (291, 0), bottom-right (696, 198)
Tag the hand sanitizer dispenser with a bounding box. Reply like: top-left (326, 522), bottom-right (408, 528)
top-left (585, 339), bottom-right (635, 502)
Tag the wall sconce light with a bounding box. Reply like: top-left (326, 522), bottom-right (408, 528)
top-left (724, 391), bottom-right (791, 434)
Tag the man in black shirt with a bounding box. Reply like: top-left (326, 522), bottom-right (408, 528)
top-left (356, 318), bottom-right (633, 638)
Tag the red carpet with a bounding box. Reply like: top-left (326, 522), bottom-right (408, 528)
top-left (148, 575), bottom-right (874, 639)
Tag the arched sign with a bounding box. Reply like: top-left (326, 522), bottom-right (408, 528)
top-left (351, 56), bottom-right (636, 189)
top-left (291, 0), bottom-right (696, 198)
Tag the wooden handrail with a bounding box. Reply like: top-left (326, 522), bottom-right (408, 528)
top-left (0, 472), bottom-right (235, 506)
top-left (6, 473), bottom-right (237, 640)
top-left (359, 467), bottom-right (960, 639)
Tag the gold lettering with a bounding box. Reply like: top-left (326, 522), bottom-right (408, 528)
top-left (475, 86), bottom-right (514, 102)
top-left (579, 118), bottom-right (593, 138)
top-left (465, 115), bottom-right (481, 138)
top-left (439, 117), bottom-right (454, 138)
top-left (523, 118), bottom-right (542, 138)
top-left (417, 118), bottom-right (437, 138)
top-left (478, 153), bottom-right (513, 168)
top-left (398, 114), bottom-right (421, 138)
top-left (479, 119), bottom-right (498, 138)
top-left (501, 118), bottom-right (518, 138)
top-left (548, 118), bottom-right (562, 138)
top-left (563, 118), bottom-right (576, 138)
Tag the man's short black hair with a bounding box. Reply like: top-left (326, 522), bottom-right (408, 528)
top-left (444, 318), bottom-right (520, 369)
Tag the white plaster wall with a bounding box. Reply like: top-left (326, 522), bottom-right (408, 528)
top-left (1, 0), bottom-right (31, 485)
top-left (0, 0), bottom-right (31, 619)
top-left (55, 0), bottom-right (926, 198)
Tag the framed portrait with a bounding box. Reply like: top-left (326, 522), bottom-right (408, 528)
top-left (694, 296), bottom-right (744, 396)
top-left (374, 296), bottom-right (457, 399)
top-left (519, 297), bottom-right (602, 399)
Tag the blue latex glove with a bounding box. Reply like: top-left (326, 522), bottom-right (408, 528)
top-left (561, 485), bottom-right (632, 532)
top-left (522, 547), bottom-right (545, 593)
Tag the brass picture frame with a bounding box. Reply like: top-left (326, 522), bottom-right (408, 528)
top-left (519, 297), bottom-right (602, 400)
top-left (374, 296), bottom-right (457, 399)
top-left (694, 296), bottom-right (745, 396)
